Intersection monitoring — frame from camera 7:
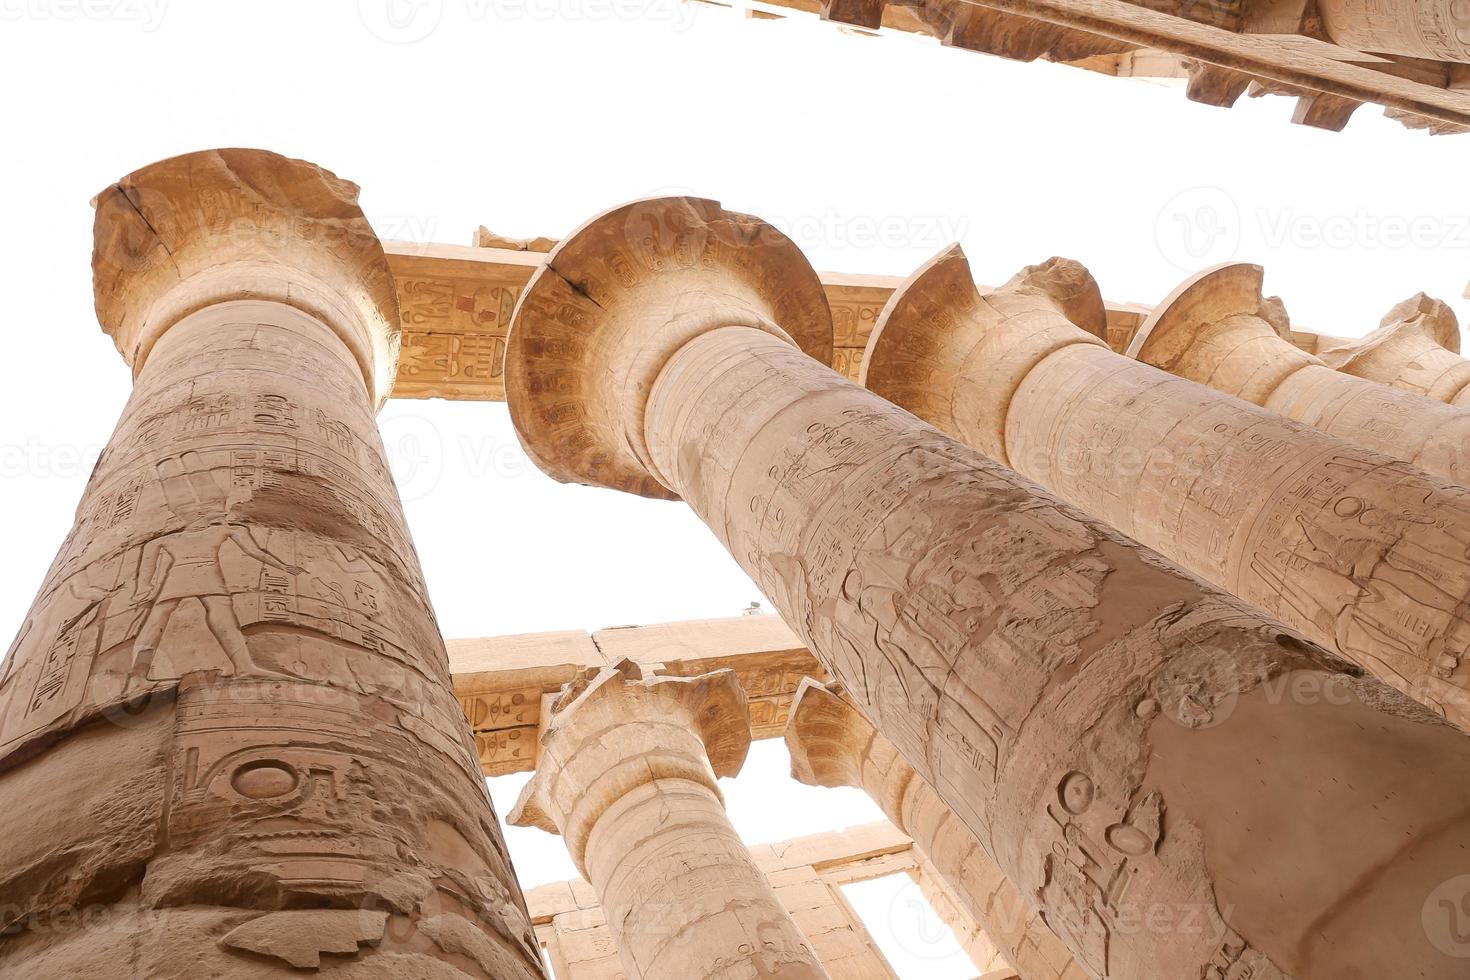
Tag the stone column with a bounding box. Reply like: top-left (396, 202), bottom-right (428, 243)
top-left (504, 197), bottom-right (1470, 980)
top-left (509, 660), bottom-right (830, 980)
top-left (0, 150), bottom-right (546, 979)
top-left (785, 679), bottom-right (1086, 980)
top-left (863, 246), bottom-right (1470, 726)
top-left (1316, 0), bottom-right (1470, 63)
top-left (1315, 295), bottom-right (1470, 404)
top-left (1128, 263), bottom-right (1470, 487)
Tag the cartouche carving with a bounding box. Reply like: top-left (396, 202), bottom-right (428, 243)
top-left (511, 660), bottom-right (830, 980)
top-left (504, 196), bottom-right (1470, 979)
top-left (0, 149), bottom-right (545, 978)
top-left (863, 245), bottom-right (1470, 726)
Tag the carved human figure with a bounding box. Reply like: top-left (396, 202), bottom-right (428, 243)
top-left (131, 507), bottom-right (303, 681)
top-left (860, 246), bottom-right (1470, 726)
top-left (511, 660), bottom-right (830, 980)
top-left (0, 149), bottom-right (545, 979)
top-left (503, 197), bottom-right (1470, 979)
top-left (785, 679), bottom-right (1088, 980)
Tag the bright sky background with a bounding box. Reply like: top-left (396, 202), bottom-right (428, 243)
top-left (1, 2), bottom-right (1467, 976)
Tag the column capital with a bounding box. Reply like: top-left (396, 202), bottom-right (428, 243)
top-left (1318, 292), bottom-right (1461, 368)
top-left (504, 196), bottom-right (832, 500)
top-left (1125, 263), bottom-right (1315, 401)
top-left (508, 660), bottom-right (752, 871)
top-left (92, 147), bottom-right (402, 406)
top-left (863, 244), bottom-right (1108, 462)
top-left (785, 677), bottom-right (876, 792)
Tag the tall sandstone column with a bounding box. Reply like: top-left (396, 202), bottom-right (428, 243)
top-left (863, 246), bottom-right (1470, 726)
top-left (1128, 263), bottom-right (1470, 486)
top-left (1314, 295), bottom-right (1470, 404)
top-left (0, 150), bottom-right (546, 979)
top-left (509, 660), bottom-right (830, 980)
top-left (503, 196), bottom-right (1470, 980)
top-left (785, 679), bottom-right (1087, 980)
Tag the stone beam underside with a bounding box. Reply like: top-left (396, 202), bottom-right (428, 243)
top-left (450, 615), bottom-right (824, 775)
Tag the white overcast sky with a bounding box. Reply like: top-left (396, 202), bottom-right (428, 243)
top-left (1, 3), bottom-right (1467, 977)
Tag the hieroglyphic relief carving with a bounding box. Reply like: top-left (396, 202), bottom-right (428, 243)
top-left (0, 149), bottom-right (545, 979)
top-left (510, 660), bottom-right (831, 980)
top-left (785, 679), bottom-right (1087, 980)
top-left (504, 196), bottom-right (1470, 979)
top-left (1317, 0), bottom-right (1470, 62)
top-left (862, 246), bottom-right (1470, 726)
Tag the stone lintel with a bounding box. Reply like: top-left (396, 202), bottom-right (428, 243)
top-left (383, 238), bottom-right (1157, 400)
top-left (449, 615), bottom-right (823, 776)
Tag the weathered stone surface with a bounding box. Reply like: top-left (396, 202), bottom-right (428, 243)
top-left (864, 245), bottom-right (1470, 726)
top-left (1317, 0), bottom-right (1470, 62)
top-left (1130, 263), bottom-right (1470, 488)
top-left (786, 679), bottom-right (1088, 980)
top-left (511, 660), bottom-right (830, 980)
top-left (525, 823), bottom-right (911, 980)
top-left (1316, 294), bottom-right (1470, 404)
top-left (505, 196), bottom-right (1470, 979)
top-left (0, 149), bottom-right (544, 978)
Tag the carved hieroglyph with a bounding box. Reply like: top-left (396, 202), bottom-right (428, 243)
top-left (504, 196), bottom-right (1470, 979)
top-left (1317, 0), bottom-right (1470, 62)
top-left (1129, 263), bottom-right (1470, 488)
top-left (785, 680), bottom-right (1087, 980)
top-left (510, 660), bottom-right (830, 980)
top-left (0, 150), bottom-right (545, 979)
top-left (864, 246), bottom-right (1470, 726)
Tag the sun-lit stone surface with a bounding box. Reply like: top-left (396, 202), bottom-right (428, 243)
top-left (863, 245), bottom-right (1470, 726)
top-left (504, 195), bottom-right (1470, 980)
top-left (0, 149), bottom-right (545, 979)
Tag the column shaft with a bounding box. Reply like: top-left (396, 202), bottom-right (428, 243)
top-left (0, 150), bottom-right (543, 979)
top-left (1129, 264), bottom-right (1470, 486)
top-left (511, 663), bottom-right (830, 980)
top-left (864, 249), bottom-right (1470, 725)
top-left (787, 681), bottom-right (1087, 980)
top-left (505, 198), bottom-right (1470, 980)
top-left (1316, 0), bottom-right (1470, 62)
